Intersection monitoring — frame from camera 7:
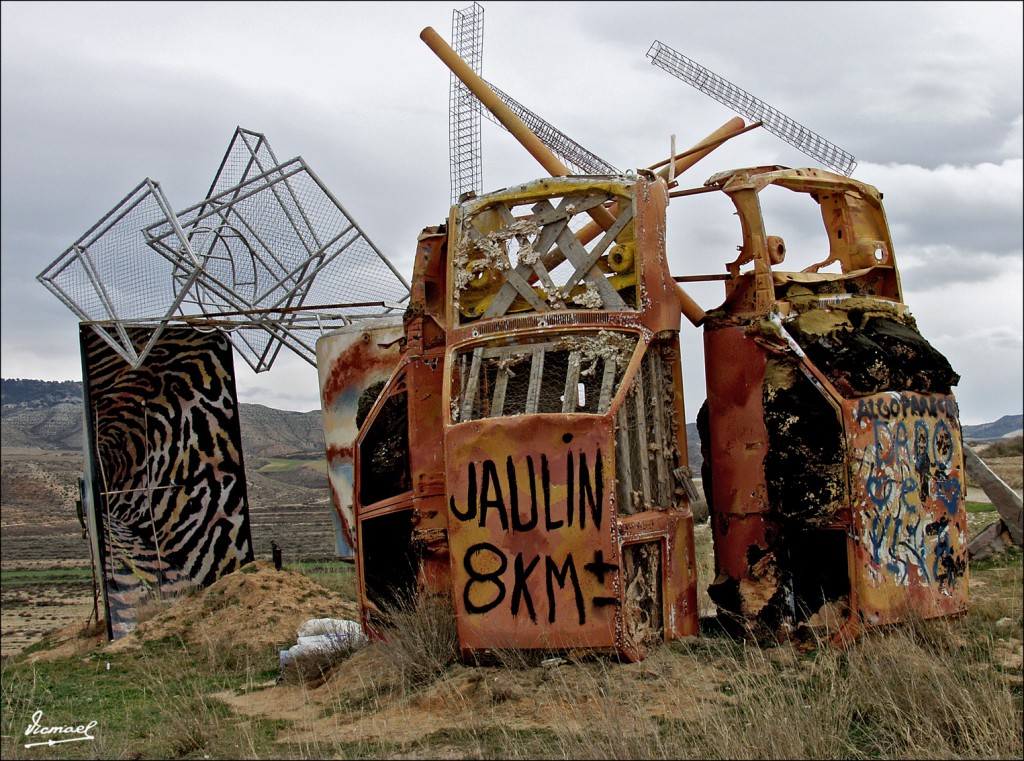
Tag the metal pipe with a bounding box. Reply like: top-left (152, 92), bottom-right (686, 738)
top-left (420, 26), bottom-right (616, 231)
top-left (648, 120), bottom-right (761, 175)
top-left (575, 117), bottom-right (749, 326)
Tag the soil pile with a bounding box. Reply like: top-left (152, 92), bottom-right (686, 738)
top-left (105, 561), bottom-right (359, 653)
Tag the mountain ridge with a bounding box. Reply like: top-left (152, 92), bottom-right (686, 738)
top-left (2, 378), bottom-right (1020, 461)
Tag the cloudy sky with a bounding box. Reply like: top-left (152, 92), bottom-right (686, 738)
top-left (2, 1), bottom-right (1021, 426)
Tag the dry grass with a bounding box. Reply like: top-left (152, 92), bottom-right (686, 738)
top-left (373, 592), bottom-right (461, 692)
top-left (2, 546), bottom-right (1020, 760)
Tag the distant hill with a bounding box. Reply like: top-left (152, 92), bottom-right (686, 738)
top-left (1, 378), bottom-right (83, 407)
top-left (962, 414), bottom-right (1024, 442)
top-left (2, 378), bottom-right (1017, 467)
top-left (1, 378), bottom-right (323, 460)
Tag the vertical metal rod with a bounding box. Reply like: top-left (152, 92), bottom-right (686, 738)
top-left (616, 404), bottom-right (635, 515)
top-left (649, 348), bottom-right (672, 505)
top-left (524, 348), bottom-right (545, 414)
top-left (598, 355), bottom-right (617, 413)
top-left (633, 360), bottom-right (654, 507)
top-left (461, 347), bottom-right (484, 421)
top-left (420, 26), bottom-right (616, 232)
top-left (562, 351), bottom-right (582, 413)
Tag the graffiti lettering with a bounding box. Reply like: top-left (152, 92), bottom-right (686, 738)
top-left (452, 445), bottom-right (608, 625)
top-left (545, 555), bottom-right (585, 625)
top-left (461, 542), bottom-right (589, 625)
top-left (855, 393), bottom-right (960, 424)
top-left (856, 413), bottom-right (965, 590)
top-left (871, 419), bottom-right (955, 478)
top-left (463, 542), bottom-right (507, 614)
top-left (450, 449), bottom-right (604, 531)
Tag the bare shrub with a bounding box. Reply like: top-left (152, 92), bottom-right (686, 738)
top-left (374, 593), bottom-right (460, 691)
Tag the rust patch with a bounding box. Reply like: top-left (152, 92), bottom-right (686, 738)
top-left (321, 335), bottom-right (401, 409)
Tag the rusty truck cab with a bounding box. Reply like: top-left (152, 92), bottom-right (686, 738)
top-left (354, 227), bottom-right (451, 630)
top-left (699, 166), bottom-right (967, 643)
top-left (441, 173), bottom-right (699, 662)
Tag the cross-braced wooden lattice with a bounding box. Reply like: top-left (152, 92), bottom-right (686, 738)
top-left (454, 187), bottom-right (638, 322)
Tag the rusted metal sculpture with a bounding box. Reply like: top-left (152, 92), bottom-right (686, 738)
top-left (337, 27), bottom-right (970, 661)
top-left (697, 166), bottom-right (967, 643)
top-left (354, 171), bottom-right (701, 662)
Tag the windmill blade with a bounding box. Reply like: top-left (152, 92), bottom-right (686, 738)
top-left (647, 40), bottom-right (857, 177)
top-left (450, 2), bottom-right (485, 202)
top-left (482, 80), bottom-right (620, 176)
top-left (40, 129), bottom-right (410, 374)
top-left (447, 3), bottom-right (618, 196)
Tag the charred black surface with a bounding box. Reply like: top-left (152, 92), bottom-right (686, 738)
top-left (696, 400), bottom-right (714, 510)
top-left (762, 361), bottom-right (845, 524)
top-left (797, 313), bottom-right (959, 396)
top-left (361, 508), bottom-right (417, 616)
top-left (784, 528), bottom-right (850, 621)
top-left (356, 381), bottom-right (387, 429)
top-left (359, 389), bottom-right (410, 505)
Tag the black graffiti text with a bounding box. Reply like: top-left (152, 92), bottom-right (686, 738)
top-left (462, 542), bottom-right (587, 625)
top-left (450, 449), bottom-right (604, 532)
top-left (855, 393), bottom-right (959, 424)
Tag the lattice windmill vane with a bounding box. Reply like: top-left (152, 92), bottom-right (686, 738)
top-left (448, 2), bottom-right (618, 205)
top-left (38, 128), bottom-right (411, 373)
top-left (646, 40), bottom-right (857, 177)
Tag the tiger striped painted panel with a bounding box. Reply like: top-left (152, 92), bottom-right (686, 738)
top-left (80, 325), bottom-right (254, 639)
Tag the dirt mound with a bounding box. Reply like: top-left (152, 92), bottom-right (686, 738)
top-left (105, 561), bottom-right (359, 654)
top-left (22, 618), bottom-right (108, 663)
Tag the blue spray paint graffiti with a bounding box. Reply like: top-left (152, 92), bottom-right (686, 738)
top-left (854, 395), bottom-right (965, 590)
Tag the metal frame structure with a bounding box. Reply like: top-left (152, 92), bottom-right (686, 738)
top-left (481, 81), bottom-right (619, 176)
top-left (38, 128), bottom-right (411, 373)
top-left (447, 2), bottom-right (618, 205)
top-left (38, 179), bottom-right (202, 368)
top-left (450, 2), bottom-right (486, 202)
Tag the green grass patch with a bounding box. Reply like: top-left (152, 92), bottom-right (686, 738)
top-left (0, 568), bottom-right (93, 588)
top-left (286, 561), bottom-right (357, 600)
top-left (1, 636), bottom-right (295, 760)
top-left (966, 501), bottom-right (997, 513)
top-left (2, 546), bottom-right (1019, 760)
top-left (257, 458), bottom-right (308, 473)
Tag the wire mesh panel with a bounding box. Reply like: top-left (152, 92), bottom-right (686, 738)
top-left (204, 127), bottom-right (282, 200)
top-left (482, 81), bottom-right (620, 176)
top-left (39, 127), bottom-right (410, 373)
top-left (147, 157), bottom-right (410, 371)
top-left (450, 2), bottom-right (485, 202)
top-left (647, 41), bottom-right (857, 177)
top-left (37, 179), bottom-right (199, 367)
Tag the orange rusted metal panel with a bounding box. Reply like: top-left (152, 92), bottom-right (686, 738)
top-left (349, 173), bottom-right (700, 660)
top-left (352, 231), bottom-right (450, 633)
top-left (439, 174), bottom-right (698, 661)
top-left (445, 414), bottom-right (620, 653)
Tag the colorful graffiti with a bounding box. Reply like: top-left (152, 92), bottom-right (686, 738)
top-left (847, 391), bottom-right (968, 616)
